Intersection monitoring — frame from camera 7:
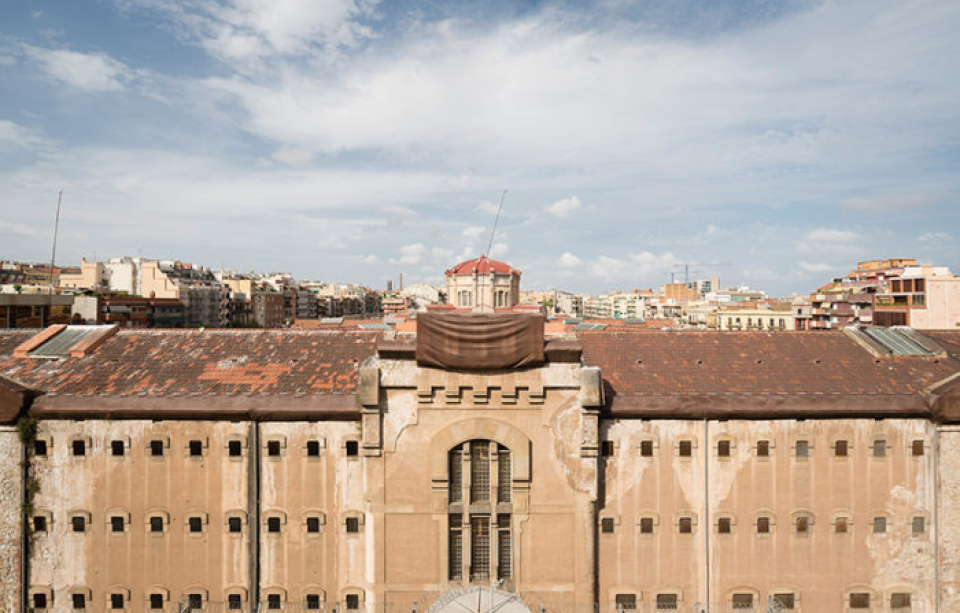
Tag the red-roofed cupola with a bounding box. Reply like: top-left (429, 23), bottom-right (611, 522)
top-left (445, 255), bottom-right (521, 312)
top-left (445, 255), bottom-right (520, 277)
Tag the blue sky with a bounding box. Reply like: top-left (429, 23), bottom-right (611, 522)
top-left (1, 0), bottom-right (959, 295)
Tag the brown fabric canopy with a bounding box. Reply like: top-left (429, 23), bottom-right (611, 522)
top-left (416, 313), bottom-right (545, 371)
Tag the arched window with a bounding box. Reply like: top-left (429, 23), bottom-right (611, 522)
top-left (448, 441), bottom-right (512, 583)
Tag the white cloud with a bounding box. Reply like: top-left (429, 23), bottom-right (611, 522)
top-left (841, 191), bottom-right (935, 212)
top-left (361, 254), bottom-right (381, 264)
top-left (25, 46), bottom-right (130, 92)
top-left (918, 231), bottom-right (952, 242)
top-left (803, 228), bottom-right (861, 243)
top-left (0, 120), bottom-right (43, 149)
top-left (489, 242), bottom-right (509, 259)
top-left (0, 55), bottom-right (16, 66)
top-left (393, 242), bottom-right (425, 265)
top-left (589, 251), bottom-right (680, 283)
top-left (462, 226), bottom-right (485, 239)
top-left (474, 201), bottom-right (500, 215)
top-left (546, 196), bottom-right (581, 218)
top-left (559, 252), bottom-right (582, 267)
top-left (271, 147), bottom-right (314, 165)
top-left (116, 0), bottom-right (376, 61)
top-left (381, 205), bottom-right (416, 218)
top-left (0, 220), bottom-right (46, 237)
top-left (799, 261), bottom-right (836, 273)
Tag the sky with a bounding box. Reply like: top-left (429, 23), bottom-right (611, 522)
top-left (1, 0), bottom-right (959, 296)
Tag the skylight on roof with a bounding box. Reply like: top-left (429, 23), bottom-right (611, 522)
top-left (862, 327), bottom-right (934, 356)
top-left (28, 326), bottom-right (112, 358)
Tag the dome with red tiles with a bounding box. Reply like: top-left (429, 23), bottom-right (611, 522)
top-left (446, 255), bottom-right (520, 276)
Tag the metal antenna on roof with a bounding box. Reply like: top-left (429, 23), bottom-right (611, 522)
top-left (47, 189), bottom-right (63, 325)
top-left (485, 189), bottom-right (507, 258)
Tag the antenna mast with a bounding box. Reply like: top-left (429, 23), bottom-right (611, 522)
top-left (47, 189), bottom-right (63, 326)
top-left (485, 189), bottom-right (507, 258)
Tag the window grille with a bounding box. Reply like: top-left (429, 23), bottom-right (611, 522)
top-left (471, 442), bottom-right (490, 503)
top-left (732, 594), bottom-right (753, 609)
top-left (835, 440), bottom-right (848, 457)
top-left (449, 515), bottom-right (463, 580)
top-left (615, 594), bottom-right (637, 611)
top-left (656, 595), bottom-right (678, 610)
top-left (449, 445), bottom-right (463, 504)
top-left (497, 446), bottom-right (511, 503)
top-left (471, 516), bottom-right (490, 581)
top-left (497, 523), bottom-right (512, 580)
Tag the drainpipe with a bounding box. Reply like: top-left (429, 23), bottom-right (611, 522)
top-left (703, 418), bottom-right (710, 613)
top-left (250, 421), bottom-right (262, 613)
top-left (21, 438), bottom-right (28, 613)
top-left (934, 427), bottom-right (940, 613)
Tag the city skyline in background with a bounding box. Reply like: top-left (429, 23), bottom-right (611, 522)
top-left (2, 0), bottom-right (960, 295)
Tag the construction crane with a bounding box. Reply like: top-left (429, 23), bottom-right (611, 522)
top-left (672, 262), bottom-right (731, 284)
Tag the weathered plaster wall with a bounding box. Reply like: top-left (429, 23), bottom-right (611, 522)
top-left (259, 421), bottom-right (364, 608)
top-left (599, 418), bottom-right (936, 611)
top-left (375, 359), bottom-right (598, 609)
top-left (30, 420), bottom-right (250, 611)
top-left (939, 427), bottom-right (960, 611)
top-left (0, 426), bottom-right (22, 613)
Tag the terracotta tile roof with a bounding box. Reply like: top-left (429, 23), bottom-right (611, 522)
top-left (0, 329), bottom-right (380, 397)
top-left (577, 329), bottom-right (960, 417)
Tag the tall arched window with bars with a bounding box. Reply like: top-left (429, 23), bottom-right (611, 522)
top-left (448, 440), bottom-right (512, 583)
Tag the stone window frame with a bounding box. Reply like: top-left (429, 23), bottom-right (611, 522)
top-left (600, 439), bottom-right (618, 458)
top-left (870, 436), bottom-right (889, 459)
top-left (714, 435), bottom-right (736, 459)
top-left (186, 511), bottom-right (209, 537)
top-left (107, 586), bottom-right (131, 611)
top-left (832, 511), bottom-right (853, 535)
top-left (224, 586), bottom-right (249, 611)
top-left (910, 511), bottom-right (931, 536)
top-left (676, 437), bottom-right (698, 459)
top-left (769, 587), bottom-right (799, 610)
top-left (755, 439), bottom-right (774, 458)
top-left (792, 438), bottom-right (813, 460)
top-left (871, 511), bottom-right (891, 535)
top-left (844, 586), bottom-right (876, 611)
top-left (611, 590), bottom-right (639, 611)
top-left (599, 514), bottom-right (620, 535)
top-left (343, 510), bottom-right (365, 535)
top-left (69, 586), bottom-right (93, 610)
top-left (887, 588), bottom-right (914, 611)
top-left (68, 509), bottom-right (92, 534)
top-left (105, 510), bottom-right (131, 536)
top-left (263, 510), bottom-right (288, 535)
top-left (302, 510), bottom-right (327, 537)
top-left (675, 511), bottom-right (698, 535)
top-left (754, 510), bottom-right (776, 537)
top-left (144, 510), bottom-right (170, 536)
top-left (301, 587), bottom-right (326, 610)
top-left (146, 435), bottom-right (171, 459)
top-left (344, 438), bottom-right (361, 458)
top-left (342, 588), bottom-right (365, 611)
top-left (32, 434), bottom-right (52, 458)
top-left (429, 418), bottom-right (532, 487)
top-left (638, 437), bottom-right (659, 458)
top-left (183, 588), bottom-right (209, 610)
top-left (264, 436), bottom-right (287, 459)
top-left (831, 437), bottom-right (852, 458)
top-left (727, 587), bottom-right (760, 610)
top-left (790, 510), bottom-right (815, 536)
top-left (910, 438), bottom-right (926, 457)
top-left (715, 512), bottom-right (737, 536)
top-left (303, 437), bottom-right (327, 459)
top-left (637, 512), bottom-right (660, 537)
top-left (29, 585), bottom-right (54, 610)
top-left (144, 587), bottom-right (170, 610)
top-left (652, 590), bottom-right (683, 610)
top-left (263, 586), bottom-right (288, 610)
top-left (33, 509), bottom-right (53, 535)
top-left (225, 509), bottom-right (248, 535)
top-left (70, 435), bottom-right (92, 458)
top-left (225, 435), bottom-right (247, 460)
top-left (108, 436), bottom-right (131, 458)
top-left (185, 436), bottom-right (209, 459)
